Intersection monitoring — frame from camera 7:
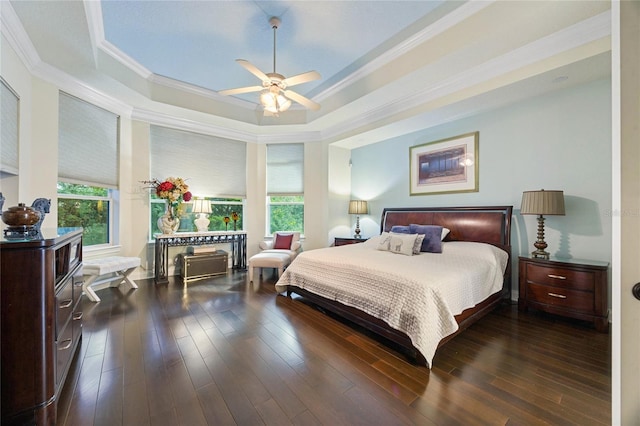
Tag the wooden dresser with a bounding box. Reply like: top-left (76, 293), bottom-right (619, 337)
top-left (518, 255), bottom-right (609, 332)
top-left (1, 228), bottom-right (84, 425)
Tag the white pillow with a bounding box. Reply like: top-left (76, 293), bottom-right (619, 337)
top-left (376, 232), bottom-right (392, 251)
top-left (388, 233), bottom-right (418, 256)
top-left (413, 234), bottom-right (425, 254)
top-left (441, 227), bottom-right (451, 241)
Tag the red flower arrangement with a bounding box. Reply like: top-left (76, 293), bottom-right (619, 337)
top-left (142, 177), bottom-right (192, 218)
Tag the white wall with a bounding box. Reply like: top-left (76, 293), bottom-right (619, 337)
top-left (350, 79), bottom-right (612, 300)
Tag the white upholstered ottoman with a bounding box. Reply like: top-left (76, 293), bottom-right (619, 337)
top-left (248, 252), bottom-right (291, 282)
top-left (83, 256), bottom-right (140, 302)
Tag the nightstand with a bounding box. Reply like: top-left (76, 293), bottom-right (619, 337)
top-left (334, 237), bottom-right (368, 246)
top-left (518, 256), bottom-right (609, 332)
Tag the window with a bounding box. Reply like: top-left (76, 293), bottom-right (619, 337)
top-left (149, 126), bottom-right (247, 234)
top-left (58, 92), bottom-right (119, 247)
top-left (268, 195), bottom-right (304, 233)
top-left (57, 183), bottom-right (112, 246)
top-left (267, 144), bottom-right (304, 234)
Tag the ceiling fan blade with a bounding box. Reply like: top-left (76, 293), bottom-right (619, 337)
top-left (236, 59), bottom-right (271, 83)
top-left (281, 70), bottom-right (321, 87)
top-left (283, 90), bottom-right (320, 111)
top-left (218, 85), bottom-right (263, 96)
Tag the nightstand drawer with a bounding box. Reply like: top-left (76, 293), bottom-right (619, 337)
top-left (525, 263), bottom-right (594, 292)
top-left (527, 283), bottom-right (595, 313)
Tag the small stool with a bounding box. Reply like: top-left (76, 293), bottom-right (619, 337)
top-left (248, 252), bottom-right (291, 282)
top-left (83, 256), bottom-right (141, 302)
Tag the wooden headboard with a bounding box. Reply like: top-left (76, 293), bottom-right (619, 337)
top-left (380, 205), bottom-right (513, 250)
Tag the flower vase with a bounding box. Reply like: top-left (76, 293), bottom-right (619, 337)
top-left (157, 204), bottom-right (180, 234)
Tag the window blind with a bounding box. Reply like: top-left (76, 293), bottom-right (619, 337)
top-left (1, 79), bottom-right (19, 175)
top-left (150, 125), bottom-right (247, 198)
top-left (58, 92), bottom-right (119, 188)
top-left (267, 143), bottom-right (304, 195)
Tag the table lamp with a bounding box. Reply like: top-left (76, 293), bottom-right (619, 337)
top-left (520, 189), bottom-right (565, 259)
top-left (192, 199), bottom-right (212, 232)
top-left (348, 200), bottom-right (368, 239)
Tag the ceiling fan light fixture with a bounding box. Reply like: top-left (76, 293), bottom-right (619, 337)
top-left (260, 88), bottom-right (291, 113)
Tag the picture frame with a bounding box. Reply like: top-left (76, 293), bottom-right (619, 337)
top-left (409, 131), bottom-right (479, 196)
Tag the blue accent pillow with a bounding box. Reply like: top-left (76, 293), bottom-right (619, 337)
top-left (390, 225), bottom-right (411, 234)
top-left (409, 224), bottom-right (443, 253)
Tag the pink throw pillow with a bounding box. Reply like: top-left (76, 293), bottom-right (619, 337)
top-left (273, 233), bottom-right (294, 249)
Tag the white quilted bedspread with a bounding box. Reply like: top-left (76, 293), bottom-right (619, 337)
top-left (275, 238), bottom-right (508, 367)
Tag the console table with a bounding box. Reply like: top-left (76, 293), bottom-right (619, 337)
top-left (154, 231), bottom-right (247, 284)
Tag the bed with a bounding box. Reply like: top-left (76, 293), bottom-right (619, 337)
top-left (275, 206), bottom-right (513, 367)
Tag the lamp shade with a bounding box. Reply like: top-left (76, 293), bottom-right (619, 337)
top-left (192, 199), bottom-right (212, 214)
top-left (520, 190), bottom-right (565, 215)
top-left (348, 200), bottom-right (368, 215)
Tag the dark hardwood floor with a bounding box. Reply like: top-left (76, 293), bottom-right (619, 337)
top-left (56, 270), bottom-right (611, 425)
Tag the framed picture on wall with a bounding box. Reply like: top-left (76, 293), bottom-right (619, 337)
top-left (409, 131), bottom-right (479, 196)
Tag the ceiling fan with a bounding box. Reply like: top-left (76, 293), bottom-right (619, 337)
top-left (218, 17), bottom-right (321, 115)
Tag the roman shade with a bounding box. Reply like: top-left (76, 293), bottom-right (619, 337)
top-left (267, 143), bottom-right (304, 195)
top-left (150, 125), bottom-right (247, 198)
top-left (1, 79), bottom-right (19, 175)
top-left (58, 92), bottom-right (119, 188)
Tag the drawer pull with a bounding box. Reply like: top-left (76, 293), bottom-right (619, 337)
top-left (59, 299), bottom-right (73, 308)
top-left (548, 292), bottom-right (567, 299)
top-left (58, 339), bottom-right (73, 350)
top-left (547, 274), bottom-right (567, 280)
top-left (73, 312), bottom-right (83, 321)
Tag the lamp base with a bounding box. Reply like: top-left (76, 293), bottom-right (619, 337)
top-left (531, 249), bottom-right (550, 259)
top-left (353, 215), bottom-right (362, 239)
top-left (194, 215), bottom-right (210, 233)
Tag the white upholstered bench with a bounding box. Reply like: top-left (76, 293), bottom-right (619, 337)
top-left (248, 252), bottom-right (291, 283)
top-left (83, 256), bottom-right (140, 302)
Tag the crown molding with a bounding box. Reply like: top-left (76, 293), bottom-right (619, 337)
top-left (314, 1), bottom-right (493, 103)
top-left (131, 107), bottom-right (323, 144)
top-left (83, 0), bottom-right (103, 65)
top-left (99, 40), bottom-right (152, 79)
top-left (148, 74), bottom-right (254, 108)
top-left (322, 10), bottom-right (611, 144)
top-left (132, 108), bottom-right (259, 143)
top-left (1, 1), bottom-right (41, 72)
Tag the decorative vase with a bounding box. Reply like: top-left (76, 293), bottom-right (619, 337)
top-left (157, 203), bottom-right (180, 234)
top-left (1, 203), bottom-right (41, 227)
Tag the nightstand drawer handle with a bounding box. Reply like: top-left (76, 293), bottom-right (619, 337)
top-left (548, 292), bottom-right (567, 299)
top-left (547, 274), bottom-right (567, 280)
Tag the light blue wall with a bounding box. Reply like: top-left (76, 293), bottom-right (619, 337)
top-left (351, 79), bottom-right (612, 298)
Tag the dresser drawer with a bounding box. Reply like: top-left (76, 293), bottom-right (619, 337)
top-left (525, 263), bottom-right (594, 291)
top-left (527, 283), bottom-right (595, 314)
top-left (56, 322), bottom-right (74, 386)
top-left (56, 278), bottom-right (74, 336)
